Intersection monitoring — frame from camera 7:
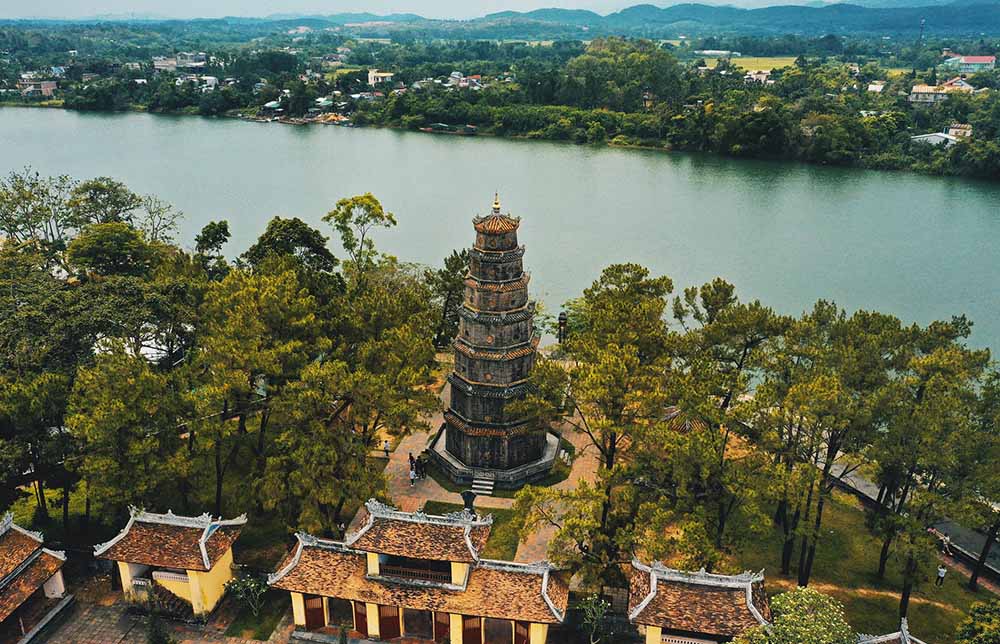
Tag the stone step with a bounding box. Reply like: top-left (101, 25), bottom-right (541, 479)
top-left (471, 478), bottom-right (495, 496)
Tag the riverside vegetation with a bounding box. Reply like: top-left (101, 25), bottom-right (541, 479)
top-left (2, 25), bottom-right (1000, 178)
top-left (2, 169), bottom-right (1000, 641)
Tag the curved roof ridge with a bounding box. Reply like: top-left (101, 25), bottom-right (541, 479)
top-left (1, 512), bottom-right (44, 543)
top-left (93, 506), bottom-right (247, 558)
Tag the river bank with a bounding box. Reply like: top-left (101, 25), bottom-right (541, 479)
top-left (4, 99), bottom-right (998, 183)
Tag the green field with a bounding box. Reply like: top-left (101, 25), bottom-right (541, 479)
top-left (734, 490), bottom-right (993, 641)
top-left (705, 56), bottom-right (798, 71)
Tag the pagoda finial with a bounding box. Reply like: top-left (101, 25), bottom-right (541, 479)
top-left (493, 192), bottom-right (501, 213)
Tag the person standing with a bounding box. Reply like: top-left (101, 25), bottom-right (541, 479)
top-left (936, 564), bottom-right (947, 587)
top-left (409, 466), bottom-right (417, 487)
top-left (383, 439), bottom-right (391, 459)
top-left (408, 452), bottom-right (415, 471)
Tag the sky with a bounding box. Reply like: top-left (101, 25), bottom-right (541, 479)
top-left (0, 0), bottom-right (641, 20)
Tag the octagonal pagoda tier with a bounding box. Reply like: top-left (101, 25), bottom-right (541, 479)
top-left (444, 195), bottom-right (545, 471)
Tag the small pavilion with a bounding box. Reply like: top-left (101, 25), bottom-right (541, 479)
top-left (858, 619), bottom-right (928, 644)
top-left (269, 499), bottom-right (568, 643)
top-left (628, 559), bottom-right (770, 644)
top-left (0, 513), bottom-right (67, 642)
top-left (94, 507), bottom-right (246, 617)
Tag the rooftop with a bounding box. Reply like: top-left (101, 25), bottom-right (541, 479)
top-left (269, 533), bottom-right (568, 624)
top-left (473, 194), bottom-right (521, 235)
top-left (0, 513), bottom-right (66, 623)
top-left (628, 559), bottom-right (770, 639)
top-left (94, 507), bottom-right (246, 571)
top-left (858, 619), bottom-right (928, 644)
top-left (345, 500), bottom-right (491, 563)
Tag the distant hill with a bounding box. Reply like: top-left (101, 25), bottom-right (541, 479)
top-left (9, 1), bottom-right (1000, 36)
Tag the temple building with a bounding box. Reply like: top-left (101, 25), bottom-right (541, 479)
top-left (431, 195), bottom-right (557, 490)
top-left (94, 508), bottom-right (246, 618)
top-left (628, 560), bottom-right (770, 644)
top-left (858, 619), bottom-right (927, 644)
top-left (269, 499), bottom-right (568, 643)
top-left (0, 513), bottom-right (68, 643)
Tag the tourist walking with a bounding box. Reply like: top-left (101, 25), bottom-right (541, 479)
top-left (936, 564), bottom-right (947, 586)
top-left (408, 452), bottom-right (415, 471)
top-left (383, 439), bottom-right (391, 459)
top-left (409, 466), bottom-right (417, 487)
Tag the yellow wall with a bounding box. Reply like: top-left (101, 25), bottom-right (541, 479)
top-left (187, 547), bottom-right (235, 615)
top-left (117, 562), bottom-right (134, 597)
top-left (645, 624), bottom-right (662, 644)
top-left (530, 623), bottom-right (549, 644)
top-left (366, 602), bottom-right (380, 638)
top-left (366, 552), bottom-right (380, 576)
top-left (450, 562), bottom-right (469, 586)
top-left (449, 613), bottom-right (464, 644)
top-left (291, 592), bottom-right (306, 626)
top-left (155, 575), bottom-right (193, 603)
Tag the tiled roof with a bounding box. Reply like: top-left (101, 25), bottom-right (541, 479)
top-left (858, 619), bottom-right (927, 644)
top-left (464, 274), bottom-right (530, 293)
top-left (453, 338), bottom-right (537, 361)
top-left (269, 536), bottom-right (567, 624)
top-left (0, 513), bottom-right (66, 623)
top-left (472, 195), bottom-right (521, 235)
top-left (960, 55), bottom-right (995, 63)
top-left (346, 500), bottom-right (491, 563)
top-left (628, 560), bottom-right (769, 638)
top-left (444, 410), bottom-right (534, 438)
top-left (94, 508), bottom-right (246, 571)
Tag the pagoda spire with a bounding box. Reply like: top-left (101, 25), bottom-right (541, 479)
top-left (493, 192), bottom-right (501, 213)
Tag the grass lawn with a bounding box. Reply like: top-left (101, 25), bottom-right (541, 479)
top-left (732, 490), bottom-right (994, 641)
top-left (421, 501), bottom-right (520, 561)
top-left (705, 56), bottom-right (799, 71)
top-left (224, 589), bottom-right (290, 639)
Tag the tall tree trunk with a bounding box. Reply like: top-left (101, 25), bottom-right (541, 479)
top-left (970, 518), bottom-right (1000, 591)
top-left (61, 483), bottom-right (70, 534)
top-left (82, 482), bottom-right (91, 535)
top-left (214, 438), bottom-right (224, 517)
top-left (781, 502), bottom-right (802, 576)
top-left (799, 486), bottom-right (828, 586)
top-left (899, 553), bottom-right (917, 618)
top-left (35, 478), bottom-right (49, 519)
top-left (877, 535), bottom-right (893, 579)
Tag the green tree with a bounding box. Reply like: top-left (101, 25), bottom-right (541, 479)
top-left (67, 222), bottom-right (154, 277)
top-left (66, 346), bottom-right (185, 513)
top-left (957, 599), bottom-right (1000, 644)
top-left (323, 193), bottom-right (396, 286)
top-left (734, 587), bottom-right (854, 644)
top-left (425, 248), bottom-right (469, 348)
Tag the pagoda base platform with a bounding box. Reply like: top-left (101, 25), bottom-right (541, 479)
top-left (428, 426), bottom-right (559, 490)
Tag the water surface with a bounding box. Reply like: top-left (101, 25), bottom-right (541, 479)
top-left (3, 107), bottom-right (999, 351)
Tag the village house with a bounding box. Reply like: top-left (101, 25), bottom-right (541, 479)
top-left (948, 123), bottom-right (973, 138)
top-left (94, 508), bottom-right (246, 618)
top-left (368, 69), bottom-right (395, 87)
top-left (152, 56), bottom-right (177, 72)
top-left (628, 560), bottom-right (770, 644)
top-left (15, 80), bottom-right (57, 97)
top-left (0, 513), bottom-right (68, 643)
top-left (908, 77), bottom-right (978, 104)
top-left (867, 80), bottom-right (886, 93)
top-left (268, 499), bottom-right (569, 643)
top-left (858, 618), bottom-right (927, 644)
top-left (941, 55), bottom-right (996, 74)
top-left (743, 70), bottom-right (772, 85)
top-left (176, 52), bottom-right (207, 69)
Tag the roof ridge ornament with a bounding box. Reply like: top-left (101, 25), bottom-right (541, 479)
top-left (493, 192), bottom-right (501, 212)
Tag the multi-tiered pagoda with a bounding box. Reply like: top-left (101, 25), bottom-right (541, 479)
top-left (436, 195), bottom-right (555, 487)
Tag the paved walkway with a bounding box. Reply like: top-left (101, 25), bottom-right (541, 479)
top-left (41, 600), bottom-right (294, 644)
top-left (359, 381), bottom-right (600, 565)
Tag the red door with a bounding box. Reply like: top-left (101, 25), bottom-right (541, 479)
top-left (379, 605), bottom-right (401, 639)
top-left (434, 612), bottom-right (451, 643)
top-left (515, 621), bottom-right (530, 644)
top-left (354, 601), bottom-right (368, 637)
top-left (304, 595), bottom-right (325, 630)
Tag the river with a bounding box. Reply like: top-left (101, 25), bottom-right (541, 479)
top-left (2, 106), bottom-right (999, 352)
